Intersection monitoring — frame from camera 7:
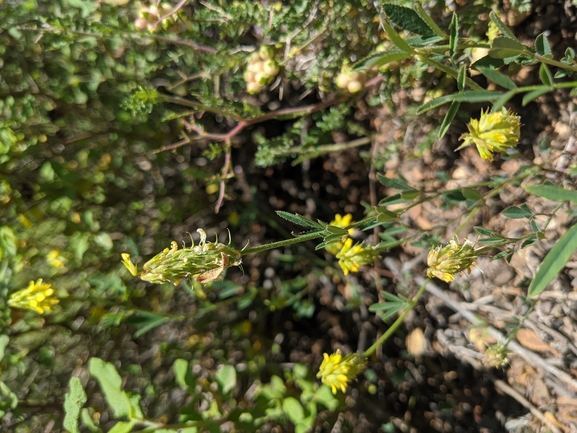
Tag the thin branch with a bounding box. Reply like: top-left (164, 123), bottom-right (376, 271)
top-left (153, 0), bottom-right (189, 27)
top-left (214, 144), bottom-right (231, 213)
top-left (494, 380), bottom-right (563, 433)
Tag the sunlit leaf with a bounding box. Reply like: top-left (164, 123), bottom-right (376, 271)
top-left (528, 223), bottom-right (577, 298)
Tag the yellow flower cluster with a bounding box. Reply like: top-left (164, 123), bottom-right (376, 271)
top-left (325, 213), bottom-right (354, 255)
top-left (8, 279), bottom-right (59, 315)
top-left (457, 108), bottom-right (521, 161)
top-left (426, 238), bottom-right (477, 282)
top-left (316, 349), bottom-right (366, 394)
top-left (336, 238), bottom-right (379, 275)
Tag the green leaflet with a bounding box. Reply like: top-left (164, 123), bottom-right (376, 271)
top-left (63, 378), bottom-right (87, 433)
top-left (528, 223), bottom-right (577, 298)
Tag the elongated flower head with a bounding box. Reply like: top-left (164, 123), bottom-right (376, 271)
top-left (336, 238), bottom-right (379, 275)
top-left (457, 108), bottom-right (521, 161)
top-left (121, 229), bottom-right (242, 285)
top-left (8, 279), bottom-right (59, 314)
top-left (325, 213), bottom-right (355, 255)
top-left (426, 238), bottom-right (477, 282)
top-left (317, 350), bottom-right (366, 394)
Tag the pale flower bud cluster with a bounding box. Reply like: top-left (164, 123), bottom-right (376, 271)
top-left (244, 46), bottom-right (280, 94)
top-left (134, 3), bottom-right (187, 33)
top-left (335, 67), bottom-right (366, 94)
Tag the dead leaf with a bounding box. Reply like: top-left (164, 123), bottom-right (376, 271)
top-left (516, 329), bottom-right (560, 356)
top-left (406, 328), bottom-right (426, 357)
top-left (544, 411), bottom-right (565, 429)
top-left (195, 253), bottom-right (227, 284)
top-left (469, 326), bottom-right (496, 352)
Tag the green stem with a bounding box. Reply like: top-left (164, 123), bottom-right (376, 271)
top-left (534, 55), bottom-right (577, 73)
top-left (362, 279), bottom-right (430, 358)
top-left (415, 53), bottom-right (483, 91)
top-left (241, 231), bottom-right (323, 256)
top-left (454, 167), bottom-right (539, 236)
top-left (159, 95), bottom-right (245, 121)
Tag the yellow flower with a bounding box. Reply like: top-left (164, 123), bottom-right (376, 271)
top-left (47, 250), bottom-right (66, 268)
top-left (316, 349), bottom-right (366, 394)
top-left (426, 238), bottom-right (477, 282)
top-left (336, 238), bottom-right (379, 275)
top-left (457, 108), bottom-right (521, 161)
top-left (325, 213), bottom-right (355, 255)
top-left (8, 279), bottom-right (59, 314)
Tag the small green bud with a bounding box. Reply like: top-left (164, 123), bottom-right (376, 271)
top-left (347, 80), bottom-right (363, 93)
top-left (262, 59), bottom-right (280, 77)
top-left (335, 73), bottom-right (350, 89)
top-left (258, 45), bottom-right (275, 60)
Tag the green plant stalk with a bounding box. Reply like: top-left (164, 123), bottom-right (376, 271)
top-left (362, 278), bottom-right (430, 358)
top-left (415, 53), bottom-right (483, 91)
top-left (503, 299), bottom-right (536, 345)
top-left (275, 136), bottom-right (373, 160)
top-left (241, 231), bottom-right (323, 256)
top-left (454, 167), bottom-right (539, 236)
top-left (534, 55), bottom-right (577, 73)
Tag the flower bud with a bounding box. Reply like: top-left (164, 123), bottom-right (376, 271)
top-left (258, 45), bottom-right (275, 60)
top-left (262, 59), bottom-right (279, 77)
top-left (246, 82), bottom-right (262, 94)
top-left (134, 18), bottom-right (148, 30)
top-left (347, 80), bottom-right (363, 94)
top-left (335, 73), bottom-right (350, 89)
top-left (254, 71), bottom-right (269, 85)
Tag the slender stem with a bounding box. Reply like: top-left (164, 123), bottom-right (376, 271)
top-left (241, 231), bottom-right (323, 256)
top-left (454, 167), bottom-right (539, 236)
top-left (362, 278), bottom-right (430, 358)
top-left (159, 95), bottom-right (245, 121)
top-left (535, 55), bottom-right (577, 73)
